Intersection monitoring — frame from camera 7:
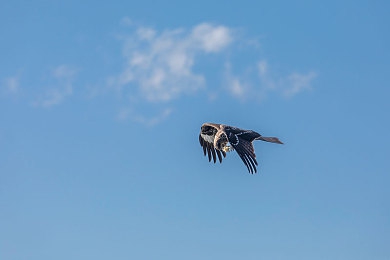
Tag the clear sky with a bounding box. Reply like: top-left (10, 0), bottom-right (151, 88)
top-left (1, 1), bottom-right (389, 259)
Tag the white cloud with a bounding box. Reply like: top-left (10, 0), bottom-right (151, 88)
top-left (110, 22), bottom-right (233, 102)
top-left (34, 65), bottom-right (77, 107)
top-left (2, 76), bottom-right (20, 94)
top-left (230, 79), bottom-right (244, 97)
top-left (258, 60), bottom-right (268, 78)
top-left (190, 23), bottom-right (232, 53)
top-left (284, 71), bottom-right (317, 97)
top-left (136, 27), bottom-right (156, 41)
top-left (257, 60), bottom-right (278, 90)
top-left (225, 59), bottom-right (317, 100)
top-left (107, 20), bottom-right (317, 124)
top-left (8, 20), bottom-right (317, 126)
top-left (258, 60), bottom-right (317, 96)
top-left (120, 16), bottom-right (133, 27)
top-left (117, 107), bottom-right (173, 126)
top-left (224, 62), bottom-right (250, 100)
top-left (37, 84), bottom-right (73, 108)
top-left (52, 65), bottom-right (77, 79)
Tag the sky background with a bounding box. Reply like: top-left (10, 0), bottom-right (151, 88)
top-left (1, 0), bottom-right (390, 259)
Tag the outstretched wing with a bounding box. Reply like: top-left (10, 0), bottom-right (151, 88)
top-left (226, 128), bottom-right (259, 174)
top-left (226, 127), bottom-right (261, 142)
top-left (199, 124), bottom-right (226, 163)
top-left (199, 134), bottom-right (226, 163)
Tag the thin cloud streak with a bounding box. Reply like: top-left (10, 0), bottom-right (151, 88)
top-left (2, 76), bottom-right (20, 95)
top-left (33, 65), bottom-right (77, 108)
top-left (117, 107), bottom-right (173, 126)
top-left (284, 71), bottom-right (317, 97)
top-left (257, 60), bottom-right (317, 97)
top-left (226, 59), bottom-right (317, 100)
top-left (224, 62), bottom-right (250, 101)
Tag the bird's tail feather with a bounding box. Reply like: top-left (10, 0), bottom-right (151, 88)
top-left (255, 136), bottom-right (283, 144)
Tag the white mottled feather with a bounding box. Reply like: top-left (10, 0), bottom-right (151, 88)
top-left (201, 133), bottom-right (215, 144)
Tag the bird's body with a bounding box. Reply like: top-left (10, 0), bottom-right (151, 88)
top-left (199, 123), bottom-right (283, 173)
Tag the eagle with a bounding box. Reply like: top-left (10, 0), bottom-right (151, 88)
top-left (199, 123), bottom-right (283, 174)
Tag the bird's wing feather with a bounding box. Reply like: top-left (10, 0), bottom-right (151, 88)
top-left (227, 127), bottom-right (261, 142)
top-left (199, 124), bottom-right (225, 163)
top-left (226, 129), bottom-right (259, 174)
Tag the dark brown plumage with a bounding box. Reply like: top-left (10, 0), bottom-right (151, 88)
top-left (199, 123), bottom-right (283, 174)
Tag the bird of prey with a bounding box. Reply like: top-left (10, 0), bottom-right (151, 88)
top-left (199, 123), bottom-right (283, 174)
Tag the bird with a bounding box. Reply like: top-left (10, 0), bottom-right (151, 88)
top-left (199, 123), bottom-right (283, 174)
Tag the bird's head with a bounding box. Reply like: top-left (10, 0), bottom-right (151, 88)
top-left (201, 125), bottom-right (217, 136)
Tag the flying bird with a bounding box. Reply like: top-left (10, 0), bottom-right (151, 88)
top-left (199, 123), bottom-right (283, 174)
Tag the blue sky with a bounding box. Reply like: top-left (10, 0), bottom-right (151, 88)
top-left (1, 0), bottom-right (389, 259)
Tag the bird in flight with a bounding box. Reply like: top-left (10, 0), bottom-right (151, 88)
top-left (199, 123), bottom-right (283, 174)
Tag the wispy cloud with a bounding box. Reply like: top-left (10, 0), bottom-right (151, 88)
top-left (226, 59), bottom-right (317, 100)
top-left (76, 20), bottom-right (317, 124)
top-left (120, 16), bottom-right (133, 27)
top-left (2, 76), bottom-right (20, 95)
top-left (116, 107), bottom-right (173, 126)
top-left (34, 65), bottom-right (77, 107)
top-left (224, 62), bottom-right (251, 100)
top-left (109, 22), bottom-right (233, 102)
top-left (5, 20), bottom-right (317, 126)
top-left (257, 59), bottom-right (317, 97)
top-left (284, 71), bottom-right (317, 97)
